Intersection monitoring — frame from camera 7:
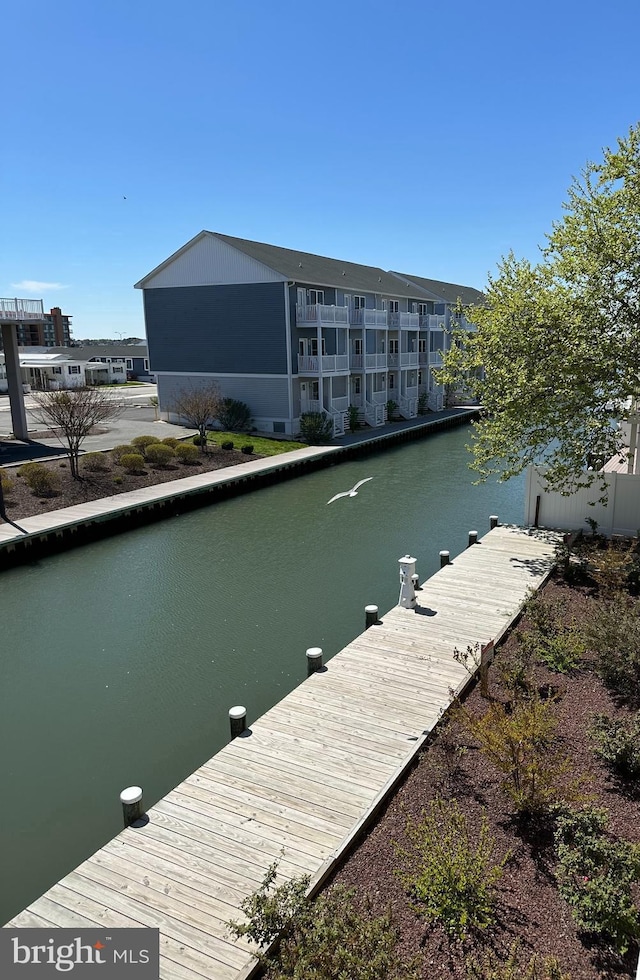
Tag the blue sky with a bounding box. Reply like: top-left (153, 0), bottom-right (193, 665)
top-left (4, 0), bottom-right (639, 338)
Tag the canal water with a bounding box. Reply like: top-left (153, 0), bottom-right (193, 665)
top-left (0, 425), bottom-right (524, 924)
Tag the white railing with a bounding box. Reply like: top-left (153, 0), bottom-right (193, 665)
top-left (428, 391), bottom-right (444, 411)
top-left (300, 399), bottom-right (321, 414)
top-left (430, 351), bottom-right (443, 365)
top-left (351, 309), bottom-right (388, 326)
top-left (330, 410), bottom-right (345, 437)
top-left (0, 297), bottom-right (45, 321)
top-left (388, 353), bottom-right (399, 368)
top-left (350, 353), bottom-right (363, 369)
top-left (418, 351), bottom-right (428, 364)
top-left (365, 400), bottom-right (385, 426)
top-left (365, 353), bottom-right (387, 369)
top-left (404, 385), bottom-right (418, 398)
top-left (349, 393), bottom-right (363, 408)
top-left (296, 304), bottom-right (349, 323)
top-left (371, 390), bottom-right (387, 405)
top-left (389, 312), bottom-right (419, 328)
top-left (399, 395), bottom-right (418, 419)
top-left (298, 354), bottom-right (349, 373)
top-left (401, 352), bottom-right (419, 366)
top-left (330, 396), bottom-right (350, 412)
top-left (428, 314), bottom-right (446, 328)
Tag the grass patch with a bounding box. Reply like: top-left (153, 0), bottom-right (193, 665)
top-left (206, 432), bottom-right (305, 455)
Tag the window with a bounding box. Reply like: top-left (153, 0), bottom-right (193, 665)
top-left (307, 289), bottom-right (324, 305)
top-left (112, 366), bottom-right (124, 373)
top-left (273, 421), bottom-right (285, 433)
top-left (353, 338), bottom-right (362, 355)
top-left (418, 371), bottom-right (423, 385)
top-left (418, 339), bottom-right (427, 353)
top-left (126, 359), bottom-right (133, 370)
top-left (389, 339), bottom-right (399, 354)
top-left (53, 366), bottom-right (62, 375)
top-left (144, 359), bottom-right (149, 371)
top-left (388, 300), bottom-right (399, 314)
top-left (67, 365), bottom-right (80, 374)
top-left (354, 295), bottom-right (366, 309)
top-left (418, 303), bottom-right (428, 316)
top-left (353, 376), bottom-right (361, 395)
top-left (389, 373), bottom-right (395, 389)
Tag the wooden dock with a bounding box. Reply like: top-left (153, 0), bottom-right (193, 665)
top-left (5, 524), bottom-right (561, 980)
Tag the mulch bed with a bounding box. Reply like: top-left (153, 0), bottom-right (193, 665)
top-left (0, 445), bottom-right (259, 521)
top-left (323, 569), bottom-right (640, 979)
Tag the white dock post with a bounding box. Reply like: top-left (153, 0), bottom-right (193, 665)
top-left (439, 550), bottom-right (450, 568)
top-left (229, 705), bottom-right (247, 739)
top-left (306, 647), bottom-right (324, 675)
top-left (365, 604), bottom-right (379, 628)
top-left (120, 786), bottom-right (143, 827)
top-left (490, 515), bottom-right (499, 529)
top-left (468, 530), bottom-right (478, 547)
top-left (398, 555), bottom-right (417, 609)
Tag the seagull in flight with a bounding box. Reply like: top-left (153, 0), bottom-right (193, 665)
top-left (327, 477), bottom-right (373, 505)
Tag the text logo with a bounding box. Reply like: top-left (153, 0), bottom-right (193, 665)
top-left (0, 929), bottom-right (159, 978)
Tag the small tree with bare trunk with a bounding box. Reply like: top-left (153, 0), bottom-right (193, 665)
top-left (171, 383), bottom-right (221, 451)
top-left (30, 386), bottom-right (123, 479)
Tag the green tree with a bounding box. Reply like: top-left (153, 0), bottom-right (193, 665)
top-left (438, 124), bottom-right (640, 494)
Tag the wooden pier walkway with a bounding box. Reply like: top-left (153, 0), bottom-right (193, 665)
top-left (5, 524), bottom-right (561, 980)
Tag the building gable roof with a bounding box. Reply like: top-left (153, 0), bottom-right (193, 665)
top-left (391, 272), bottom-right (485, 307)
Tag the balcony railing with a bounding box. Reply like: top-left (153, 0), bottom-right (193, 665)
top-left (298, 354), bottom-right (349, 374)
top-left (330, 396), bottom-right (349, 412)
top-left (370, 390), bottom-right (388, 405)
top-left (389, 312), bottom-right (419, 328)
top-left (401, 352), bottom-right (419, 366)
top-left (350, 353), bottom-right (363, 369)
top-left (418, 351), bottom-right (428, 364)
top-left (300, 399), bottom-right (321, 413)
top-left (351, 309), bottom-right (388, 326)
top-left (296, 304), bottom-right (349, 324)
top-left (365, 353), bottom-right (387, 369)
top-left (0, 298), bottom-right (45, 321)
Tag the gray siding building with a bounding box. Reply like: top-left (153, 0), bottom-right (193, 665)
top-left (135, 232), bottom-right (484, 436)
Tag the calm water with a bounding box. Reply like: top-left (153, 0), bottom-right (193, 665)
top-left (0, 425), bottom-right (524, 923)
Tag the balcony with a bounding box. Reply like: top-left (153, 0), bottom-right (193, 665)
top-left (0, 298), bottom-right (45, 322)
top-left (365, 353), bottom-right (387, 369)
top-left (389, 312), bottom-right (419, 329)
top-left (400, 352), bottom-right (419, 367)
top-left (350, 353), bottom-right (363, 369)
top-left (351, 309), bottom-right (388, 326)
top-left (298, 354), bottom-right (349, 374)
top-left (296, 304), bottom-right (348, 324)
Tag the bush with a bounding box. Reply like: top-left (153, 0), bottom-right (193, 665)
top-left (131, 435), bottom-right (161, 454)
top-left (459, 695), bottom-right (580, 815)
top-left (192, 435), bottom-right (207, 446)
top-left (145, 444), bottom-right (175, 467)
top-left (299, 411), bottom-right (333, 444)
top-left (221, 440), bottom-right (234, 450)
top-left (113, 476), bottom-right (123, 485)
top-left (228, 862), bottom-right (417, 980)
top-left (17, 462), bottom-right (60, 496)
top-left (518, 591), bottom-right (585, 673)
top-left (588, 540), bottom-right (638, 596)
top-left (241, 444), bottom-right (254, 455)
top-left (418, 391), bottom-right (429, 415)
top-left (466, 944), bottom-right (570, 980)
top-left (394, 797), bottom-right (507, 939)
top-left (217, 397), bottom-right (252, 431)
top-left (588, 712), bottom-right (640, 779)
top-left (554, 805), bottom-right (640, 954)
top-left (160, 437), bottom-right (180, 448)
top-left (386, 399), bottom-right (398, 421)
top-left (584, 595), bottom-right (640, 702)
top-left (111, 444), bottom-right (136, 462)
top-left (0, 472), bottom-right (15, 497)
top-left (347, 404), bottom-right (360, 432)
top-left (119, 453), bottom-right (145, 474)
top-left (82, 452), bottom-right (109, 472)
top-left (175, 443), bottom-right (200, 464)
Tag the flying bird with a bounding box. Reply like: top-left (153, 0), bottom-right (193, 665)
top-left (327, 477), bottom-right (373, 505)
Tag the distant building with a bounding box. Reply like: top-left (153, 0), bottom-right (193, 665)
top-left (4, 306), bottom-right (73, 348)
top-left (0, 343), bottom-right (151, 392)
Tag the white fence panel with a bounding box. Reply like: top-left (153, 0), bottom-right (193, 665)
top-left (525, 467), bottom-right (640, 535)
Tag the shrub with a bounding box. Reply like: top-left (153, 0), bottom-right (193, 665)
top-left (145, 444), bottom-right (175, 467)
top-left (111, 443), bottom-right (136, 462)
top-left (584, 595), bottom-right (640, 702)
top-left (394, 797), bottom-right (507, 939)
top-left (518, 591), bottom-right (585, 673)
top-left (192, 435), bottom-right (207, 446)
top-left (588, 712), bottom-right (640, 779)
top-left (418, 391), bottom-right (429, 415)
top-left (119, 453), bottom-right (145, 474)
top-left (113, 476), bottom-right (123, 485)
top-left (588, 540), bottom-right (638, 596)
top-left (241, 444), bottom-right (254, 455)
top-left (217, 397), bottom-right (252, 431)
top-left (466, 944), bottom-right (570, 980)
top-left (347, 404), bottom-right (360, 432)
top-left (228, 862), bottom-right (417, 980)
top-left (221, 440), bottom-right (234, 450)
top-left (459, 695), bottom-right (580, 815)
top-left (386, 399), bottom-right (398, 421)
top-left (82, 452), bottom-right (109, 472)
top-left (175, 443), bottom-right (200, 464)
top-left (0, 472), bottom-right (14, 497)
top-left (554, 805), bottom-right (640, 954)
top-left (299, 411), bottom-right (333, 444)
top-left (131, 435), bottom-right (161, 454)
top-left (17, 462), bottom-right (60, 496)
top-left (160, 437), bottom-right (180, 448)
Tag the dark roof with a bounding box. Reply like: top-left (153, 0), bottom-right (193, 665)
top-left (214, 233), bottom-right (431, 301)
top-left (391, 272), bottom-right (485, 307)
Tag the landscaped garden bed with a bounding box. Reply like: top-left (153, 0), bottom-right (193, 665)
top-left (231, 535), bottom-right (640, 979)
top-left (0, 433), bottom-right (304, 521)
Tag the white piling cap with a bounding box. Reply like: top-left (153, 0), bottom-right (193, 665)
top-left (398, 555), bottom-right (417, 563)
top-left (439, 550), bottom-right (450, 556)
top-left (365, 604), bottom-right (379, 613)
top-left (120, 786), bottom-right (143, 805)
top-left (229, 705), bottom-right (247, 719)
top-left (306, 647), bottom-right (323, 659)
